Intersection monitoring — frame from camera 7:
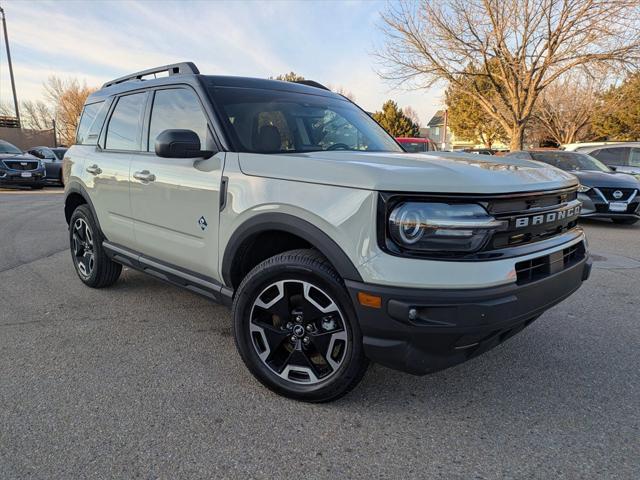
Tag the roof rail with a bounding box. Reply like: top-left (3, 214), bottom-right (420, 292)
top-left (102, 62), bottom-right (200, 88)
top-left (294, 79), bottom-right (330, 91)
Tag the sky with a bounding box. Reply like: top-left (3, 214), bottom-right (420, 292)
top-left (0, 0), bottom-right (443, 126)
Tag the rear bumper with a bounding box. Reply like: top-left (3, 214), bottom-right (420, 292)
top-left (346, 251), bottom-right (591, 375)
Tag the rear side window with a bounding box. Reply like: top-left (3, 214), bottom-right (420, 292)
top-left (105, 93), bottom-right (147, 151)
top-left (76, 101), bottom-right (107, 145)
top-left (400, 142), bottom-right (427, 153)
top-left (148, 88), bottom-right (209, 151)
top-left (630, 148), bottom-right (640, 167)
top-left (590, 147), bottom-right (631, 166)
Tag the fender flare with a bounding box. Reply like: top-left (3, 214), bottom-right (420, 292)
top-left (221, 212), bottom-right (363, 286)
top-left (64, 182), bottom-right (102, 232)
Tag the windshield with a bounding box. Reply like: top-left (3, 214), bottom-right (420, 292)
top-left (0, 141), bottom-right (22, 154)
top-left (209, 87), bottom-right (402, 154)
top-left (530, 152), bottom-right (610, 173)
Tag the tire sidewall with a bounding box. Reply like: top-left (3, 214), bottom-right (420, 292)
top-left (233, 259), bottom-right (366, 400)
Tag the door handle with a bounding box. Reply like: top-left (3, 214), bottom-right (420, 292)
top-left (133, 170), bottom-right (156, 182)
top-left (86, 164), bottom-right (102, 175)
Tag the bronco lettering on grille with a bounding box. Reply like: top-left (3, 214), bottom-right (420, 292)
top-left (514, 204), bottom-right (581, 229)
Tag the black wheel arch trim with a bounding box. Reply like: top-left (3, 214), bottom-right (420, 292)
top-left (221, 212), bottom-right (363, 287)
top-left (64, 182), bottom-right (102, 232)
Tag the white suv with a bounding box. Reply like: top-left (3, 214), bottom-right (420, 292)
top-left (64, 62), bottom-right (591, 402)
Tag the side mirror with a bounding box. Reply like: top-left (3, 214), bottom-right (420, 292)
top-left (609, 165), bottom-right (617, 171)
top-left (155, 129), bottom-right (213, 159)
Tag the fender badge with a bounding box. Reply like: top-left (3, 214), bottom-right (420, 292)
top-left (198, 216), bottom-right (208, 231)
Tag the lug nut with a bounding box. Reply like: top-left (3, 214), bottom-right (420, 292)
top-left (286, 322), bottom-right (293, 330)
top-left (302, 336), bottom-right (310, 345)
top-left (290, 335), bottom-right (297, 343)
top-left (306, 324), bottom-right (313, 331)
top-left (295, 315), bottom-right (303, 323)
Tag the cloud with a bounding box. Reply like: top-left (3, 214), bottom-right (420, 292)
top-left (0, 0), bottom-right (442, 126)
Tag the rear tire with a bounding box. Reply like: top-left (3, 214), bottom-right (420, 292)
top-left (69, 205), bottom-right (121, 288)
top-left (612, 218), bottom-right (638, 225)
top-left (232, 249), bottom-right (369, 402)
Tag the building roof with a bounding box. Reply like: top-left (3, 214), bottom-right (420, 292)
top-left (427, 110), bottom-right (446, 127)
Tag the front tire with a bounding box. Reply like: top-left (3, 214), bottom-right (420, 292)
top-left (232, 249), bottom-right (369, 402)
top-left (69, 205), bottom-right (122, 288)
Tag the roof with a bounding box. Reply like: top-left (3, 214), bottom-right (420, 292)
top-left (88, 64), bottom-right (342, 103)
top-left (427, 110), bottom-right (446, 127)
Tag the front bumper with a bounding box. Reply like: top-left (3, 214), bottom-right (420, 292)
top-left (346, 247), bottom-right (591, 375)
top-left (579, 191), bottom-right (640, 220)
top-left (0, 170), bottom-right (46, 186)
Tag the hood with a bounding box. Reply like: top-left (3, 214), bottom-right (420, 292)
top-left (238, 151), bottom-right (578, 194)
top-left (0, 152), bottom-right (39, 161)
top-left (572, 170), bottom-right (640, 189)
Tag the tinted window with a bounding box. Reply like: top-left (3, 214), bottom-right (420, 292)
top-left (105, 93), bottom-right (146, 151)
top-left (590, 147), bottom-right (630, 166)
top-left (52, 149), bottom-right (67, 160)
top-left (630, 148), bottom-right (640, 167)
top-left (400, 141), bottom-right (427, 153)
top-left (210, 87), bottom-right (402, 154)
top-left (28, 149), bottom-right (45, 159)
top-left (148, 88), bottom-right (209, 151)
top-left (76, 101), bottom-right (107, 145)
top-left (530, 152), bottom-right (610, 172)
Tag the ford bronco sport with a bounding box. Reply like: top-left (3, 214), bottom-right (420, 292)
top-left (64, 62), bottom-right (591, 402)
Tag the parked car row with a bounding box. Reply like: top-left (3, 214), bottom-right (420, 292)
top-left (506, 150), bottom-right (640, 225)
top-left (0, 140), bottom-right (67, 189)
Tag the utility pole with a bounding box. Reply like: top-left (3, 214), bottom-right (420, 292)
top-left (0, 5), bottom-right (21, 128)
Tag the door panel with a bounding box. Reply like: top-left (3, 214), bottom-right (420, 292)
top-left (129, 153), bottom-right (224, 279)
top-left (85, 150), bottom-right (134, 246)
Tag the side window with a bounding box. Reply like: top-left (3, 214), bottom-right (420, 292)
top-left (105, 93), bottom-right (147, 151)
top-left (76, 101), bottom-right (107, 145)
top-left (29, 149), bottom-right (44, 159)
top-left (630, 148), bottom-right (640, 167)
top-left (591, 147), bottom-right (630, 166)
top-left (256, 111), bottom-right (293, 151)
top-left (148, 88), bottom-right (208, 151)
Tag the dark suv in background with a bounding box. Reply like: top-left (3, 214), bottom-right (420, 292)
top-left (27, 146), bottom-right (67, 185)
top-left (0, 140), bottom-right (46, 189)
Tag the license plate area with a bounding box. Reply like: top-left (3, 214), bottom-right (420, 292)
top-left (20, 172), bottom-right (32, 178)
top-left (609, 202), bottom-right (627, 212)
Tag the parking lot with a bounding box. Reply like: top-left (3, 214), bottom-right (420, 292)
top-left (0, 187), bottom-right (638, 479)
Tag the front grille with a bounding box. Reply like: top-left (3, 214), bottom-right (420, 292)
top-left (515, 242), bottom-right (585, 285)
top-left (3, 160), bottom-right (39, 171)
top-left (486, 188), bottom-right (580, 250)
top-left (597, 187), bottom-right (637, 201)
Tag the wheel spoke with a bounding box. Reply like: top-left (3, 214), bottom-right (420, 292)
top-left (309, 329), bottom-right (347, 372)
top-left (249, 279), bottom-right (349, 385)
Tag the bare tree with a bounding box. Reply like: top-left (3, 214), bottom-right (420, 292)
top-left (379, 0), bottom-right (640, 150)
top-left (45, 76), bottom-right (96, 146)
top-left (534, 73), bottom-right (604, 145)
top-left (21, 100), bottom-right (54, 131)
top-left (402, 106), bottom-right (421, 127)
top-left (332, 85), bottom-right (356, 102)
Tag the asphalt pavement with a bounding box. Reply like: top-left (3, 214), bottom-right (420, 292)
top-left (0, 188), bottom-right (638, 479)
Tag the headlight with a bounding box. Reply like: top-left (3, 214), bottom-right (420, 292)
top-left (577, 185), bottom-right (591, 193)
top-left (388, 202), bottom-right (504, 253)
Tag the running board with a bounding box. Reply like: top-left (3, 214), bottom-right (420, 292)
top-left (102, 241), bottom-right (233, 306)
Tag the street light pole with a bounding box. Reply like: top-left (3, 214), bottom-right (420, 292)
top-left (0, 5), bottom-right (21, 128)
